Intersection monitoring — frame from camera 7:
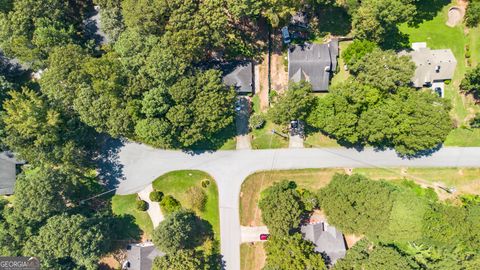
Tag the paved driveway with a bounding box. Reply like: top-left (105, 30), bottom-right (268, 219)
top-left (116, 143), bottom-right (480, 270)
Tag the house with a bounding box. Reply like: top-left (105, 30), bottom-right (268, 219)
top-left (123, 242), bottom-right (164, 270)
top-left (400, 42), bottom-right (457, 97)
top-left (301, 221), bottom-right (347, 265)
top-left (0, 152), bottom-right (23, 195)
top-left (222, 62), bottom-right (254, 94)
top-left (288, 40), bottom-right (339, 92)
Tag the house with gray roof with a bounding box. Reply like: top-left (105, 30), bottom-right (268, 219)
top-left (399, 42), bottom-right (457, 97)
top-left (123, 242), bottom-right (164, 270)
top-left (0, 152), bottom-right (23, 195)
top-left (222, 62), bottom-right (254, 94)
top-left (301, 221), bottom-right (347, 265)
top-left (288, 40), bottom-right (339, 92)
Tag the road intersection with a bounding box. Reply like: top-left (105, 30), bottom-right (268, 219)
top-left (116, 143), bottom-right (480, 270)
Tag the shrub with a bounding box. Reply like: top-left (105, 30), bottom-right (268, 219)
top-left (471, 113), bottom-right (480, 128)
top-left (186, 186), bottom-right (207, 212)
top-left (150, 190), bottom-right (164, 202)
top-left (342, 40), bottom-right (378, 66)
top-left (444, 79), bottom-right (452, 85)
top-left (249, 113), bottom-right (266, 130)
top-left (201, 179), bottom-right (210, 188)
top-left (465, 1), bottom-right (480, 27)
top-left (136, 199), bottom-right (148, 211)
top-left (160, 195), bottom-right (182, 215)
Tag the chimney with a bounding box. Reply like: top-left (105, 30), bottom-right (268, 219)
top-left (435, 65), bottom-right (441, 73)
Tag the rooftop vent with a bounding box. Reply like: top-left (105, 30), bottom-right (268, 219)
top-left (435, 65), bottom-right (441, 73)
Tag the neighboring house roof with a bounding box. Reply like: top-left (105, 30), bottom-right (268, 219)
top-left (288, 41), bottom-right (339, 91)
top-left (0, 152), bottom-right (22, 195)
top-left (301, 221), bottom-right (347, 265)
top-left (125, 242), bottom-right (164, 270)
top-left (399, 44), bottom-right (457, 87)
top-left (222, 62), bottom-right (254, 94)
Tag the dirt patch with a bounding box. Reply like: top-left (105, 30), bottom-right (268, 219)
top-left (447, 7), bottom-right (464, 27)
top-left (99, 255), bottom-right (121, 270)
top-left (344, 234), bottom-right (364, 249)
top-left (241, 242), bottom-right (266, 270)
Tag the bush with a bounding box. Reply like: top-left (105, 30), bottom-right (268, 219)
top-left (444, 79), bottom-right (452, 85)
top-left (160, 195), bottom-right (182, 215)
top-left (465, 1), bottom-right (480, 27)
top-left (136, 199), bottom-right (149, 211)
top-left (471, 113), bottom-right (480, 128)
top-left (201, 179), bottom-right (210, 188)
top-left (342, 40), bottom-right (378, 67)
top-left (249, 113), bottom-right (266, 130)
top-left (150, 190), bottom-right (164, 202)
top-left (186, 186), bottom-right (207, 212)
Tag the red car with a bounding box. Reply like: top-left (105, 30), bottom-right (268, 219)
top-left (260, 234), bottom-right (270, 241)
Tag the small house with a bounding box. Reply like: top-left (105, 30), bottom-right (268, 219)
top-left (123, 242), bottom-right (164, 270)
top-left (222, 61), bottom-right (254, 94)
top-left (301, 220), bottom-right (347, 265)
top-left (288, 40), bottom-right (339, 92)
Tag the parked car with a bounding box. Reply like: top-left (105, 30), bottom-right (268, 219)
top-left (260, 234), bottom-right (270, 241)
top-left (281, 26), bottom-right (291, 44)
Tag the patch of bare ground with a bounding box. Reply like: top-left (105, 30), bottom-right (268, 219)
top-left (344, 234), bottom-right (364, 249)
top-left (241, 242), bottom-right (266, 270)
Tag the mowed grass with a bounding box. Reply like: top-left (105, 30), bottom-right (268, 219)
top-left (399, 1), bottom-right (480, 144)
top-left (112, 194), bottom-right (154, 237)
top-left (240, 168), bottom-right (480, 226)
top-left (241, 243), bottom-right (266, 270)
top-left (152, 170), bottom-right (220, 238)
top-left (304, 131), bottom-right (340, 147)
top-left (331, 40), bottom-right (352, 86)
top-left (251, 121), bottom-right (289, 149)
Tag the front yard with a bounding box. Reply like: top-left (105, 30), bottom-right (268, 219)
top-left (112, 194), bottom-right (154, 238)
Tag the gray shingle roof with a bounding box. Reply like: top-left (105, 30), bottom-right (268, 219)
top-left (126, 242), bottom-right (164, 270)
top-left (400, 45), bottom-right (457, 87)
top-left (0, 152), bottom-right (21, 195)
top-left (222, 62), bottom-right (253, 93)
top-left (288, 41), bottom-right (338, 91)
top-left (301, 222), bottom-right (347, 265)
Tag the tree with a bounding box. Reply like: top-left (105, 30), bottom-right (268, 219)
top-left (334, 239), bottom-right (419, 270)
top-left (152, 250), bottom-right (206, 270)
top-left (269, 81), bottom-right (316, 125)
top-left (352, 0), bottom-right (415, 46)
top-left (460, 65), bottom-right (480, 100)
top-left (471, 113), bottom-right (480, 128)
top-left (264, 233), bottom-right (327, 270)
top-left (186, 186), bottom-right (207, 212)
top-left (95, 0), bottom-right (125, 42)
top-left (12, 167), bottom-right (69, 225)
top-left (350, 49), bottom-right (415, 92)
top-left (1, 88), bottom-right (89, 165)
top-left (23, 214), bottom-right (107, 270)
top-left (160, 195), bottom-right (182, 215)
top-left (318, 174), bottom-right (396, 236)
top-left (259, 180), bottom-right (304, 235)
top-left (342, 40), bottom-right (378, 67)
top-left (153, 210), bottom-right (203, 253)
top-left (465, 0), bottom-right (480, 27)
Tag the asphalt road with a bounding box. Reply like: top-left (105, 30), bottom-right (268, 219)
top-left (116, 143), bottom-right (480, 270)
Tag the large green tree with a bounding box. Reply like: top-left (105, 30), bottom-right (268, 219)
top-left (460, 65), bottom-right (480, 100)
top-left (259, 180), bottom-right (304, 235)
top-left (264, 233), bottom-right (327, 270)
top-left (152, 250), bottom-right (206, 270)
top-left (23, 214), bottom-right (107, 270)
top-left (318, 174), bottom-right (396, 236)
top-left (269, 81), bottom-right (316, 125)
top-left (349, 49), bottom-right (415, 92)
top-left (152, 210), bottom-right (205, 253)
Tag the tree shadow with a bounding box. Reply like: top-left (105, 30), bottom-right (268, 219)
top-left (95, 136), bottom-right (126, 189)
top-left (380, 27), bottom-right (411, 51)
top-left (313, 6), bottom-right (352, 37)
top-left (408, 0), bottom-right (451, 27)
top-left (184, 123), bottom-right (237, 154)
top-left (304, 125), bottom-right (365, 151)
top-left (111, 214), bottom-right (143, 242)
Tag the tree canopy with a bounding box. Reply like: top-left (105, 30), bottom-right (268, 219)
top-left (269, 81), bottom-right (316, 126)
top-left (460, 65), bottom-right (480, 100)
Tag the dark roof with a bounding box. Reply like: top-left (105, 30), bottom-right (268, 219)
top-left (301, 222), bottom-right (347, 265)
top-left (288, 40), bottom-right (339, 91)
top-left (222, 62), bottom-right (254, 93)
top-left (0, 152), bottom-right (21, 195)
top-left (126, 242), bottom-right (164, 270)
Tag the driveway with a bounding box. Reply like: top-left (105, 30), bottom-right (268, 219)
top-left (241, 226), bottom-right (269, 243)
top-left (235, 97), bottom-right (251, 150)
top-left (137, 184), bottom-right (164, 228)
top-left (116, 143), bottom-right (480, 270)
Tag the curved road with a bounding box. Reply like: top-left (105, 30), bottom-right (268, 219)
top-left (116, 143), bottom-right (480, 270)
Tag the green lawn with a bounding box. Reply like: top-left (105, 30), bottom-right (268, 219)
top-left (152, 170), bottom-right (220, 238)
top-left (111, 194), bottom-right (154, 238)
top-left (399, 1), bottom-right (480, 145)
top-left (331, 41), bottom-right (352, 86)
top-left (304, 131), bottom-right (340, 147)
top-left (240, 167), bottom-right (480, 226)
top-left (251, 121), bottom-right (289, 149)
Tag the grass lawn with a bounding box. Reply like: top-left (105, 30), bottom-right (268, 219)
top-left (331, 41), bottom-right (352, 86)
top-left (304, 131), bottom-right (340, 147)
top-left (241, 243), bottom-right (266, 270)
top-left (399, 1), bottom-right (480, 145)
top-left (240, 167), bottom-right (480, 226)
top-left (152, 170), bottom-right (220, 238)
top-left (111, 194), bottom-right (154, 238)
top-left (251, 121), bottom-right (289, 149)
